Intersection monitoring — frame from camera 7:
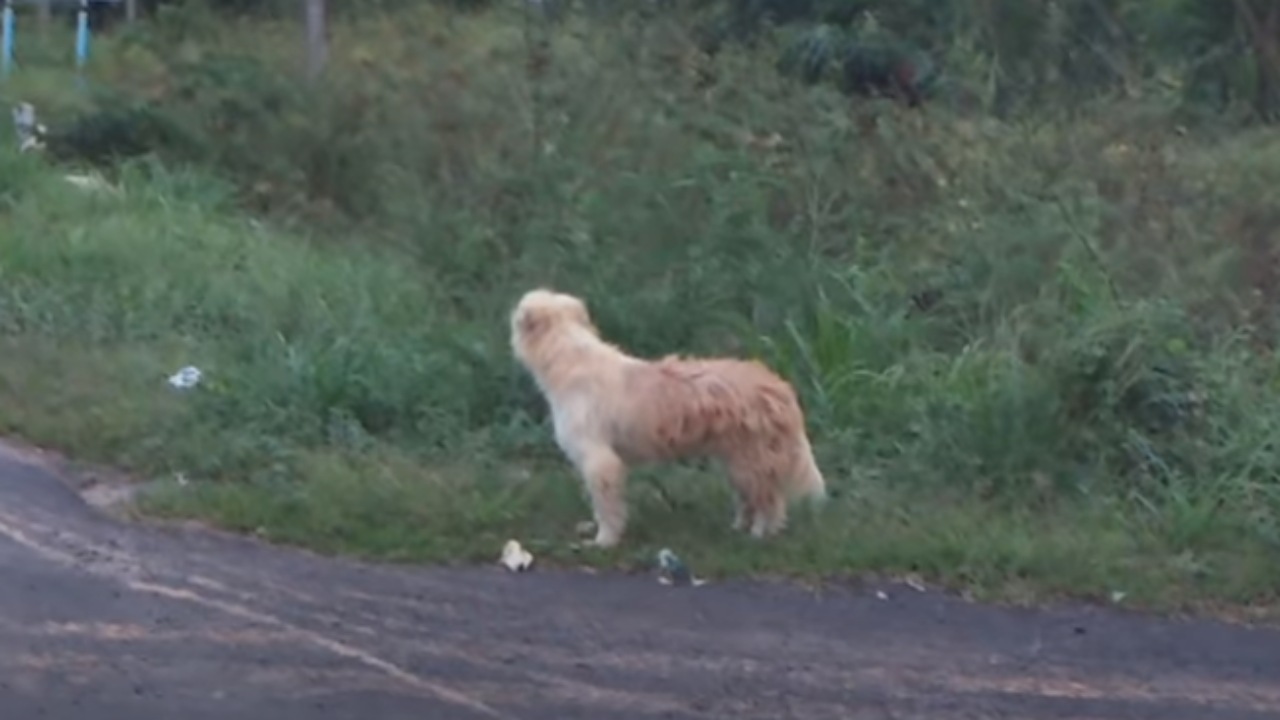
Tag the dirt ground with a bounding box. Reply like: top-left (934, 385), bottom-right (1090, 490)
top-left (1, 441), bottom-right (1278, 720)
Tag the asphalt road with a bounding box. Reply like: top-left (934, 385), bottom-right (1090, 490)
top-left (1, 442), bottom-right (1279, 720)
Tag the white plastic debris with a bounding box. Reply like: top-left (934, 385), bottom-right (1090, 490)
top-left (875, 590), bottom-right (890, 601)
top-left (656, 548), bottom-right (706, 587)
top-left (167, 366), bottom-right (203, 390)
top-left (12, 102), bottom-right (47, 153)
top-left (500, 539), bottom-right (534, 572)
top-left (63, 172), bottom-right (119, 195)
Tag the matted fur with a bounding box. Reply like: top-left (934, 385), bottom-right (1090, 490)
top-left (510, 288), bottom-right (826, 548)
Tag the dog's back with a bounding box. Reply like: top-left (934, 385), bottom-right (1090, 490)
top-left (610, 356), bottom-right (801, 454)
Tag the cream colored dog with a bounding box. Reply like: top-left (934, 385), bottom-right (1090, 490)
top-left (510, 288), bottom-right (827, 548)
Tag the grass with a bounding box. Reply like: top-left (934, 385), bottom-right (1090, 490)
top-left (2, 4), bottom-right (1280, 615)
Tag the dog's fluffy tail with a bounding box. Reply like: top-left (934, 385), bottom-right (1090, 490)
top-left (791, 435), bottom-right (827, 503)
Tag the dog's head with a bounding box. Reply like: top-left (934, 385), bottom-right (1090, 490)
top-left (510, 288), bottom-right (597, 359)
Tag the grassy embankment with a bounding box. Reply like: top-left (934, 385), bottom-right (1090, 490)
top-left (2, 5), bottom-right (1279, 613)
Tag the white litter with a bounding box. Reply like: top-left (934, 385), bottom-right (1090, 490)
top-left (500, 539), bottom-right (534, 572)
top-left (167, 366), bottom-right (203, 390)
top-left (656, 548), bottom-right (706, 587)
top-left (63, 172), bottom-right (119, 195)
top-left (12, 102), bottom-right (47, 153)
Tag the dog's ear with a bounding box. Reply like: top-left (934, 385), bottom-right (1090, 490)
top-left (517, 308), bottom-right (546, 339)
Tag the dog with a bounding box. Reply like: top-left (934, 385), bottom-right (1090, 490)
top-left (510, 288), bottom-right (826, 548)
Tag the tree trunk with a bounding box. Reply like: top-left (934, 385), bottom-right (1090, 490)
top-left (1234, 0), bottom-right (1280, 121)
top-left (1260, 3), bottom-right (1280, 121)
top-left (305, 0), bottom-right (328, 81)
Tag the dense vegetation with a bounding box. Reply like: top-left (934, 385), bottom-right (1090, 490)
top-left (1, 0), bottom-right (1279, 611)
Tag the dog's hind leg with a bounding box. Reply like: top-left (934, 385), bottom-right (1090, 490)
top-left (727, 460), bottom-right (777, 539)
top-left (729, 459), bottom-right (789, 539)
top-left (579, 448), bottom-right (629, 548)
top-left (725, 462), bottom-right (756, 535)
top-left (756, 490), bottom-right (789, 537)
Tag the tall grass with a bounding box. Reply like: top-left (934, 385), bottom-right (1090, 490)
top-left (1, 4), bottom-right (1279, 609)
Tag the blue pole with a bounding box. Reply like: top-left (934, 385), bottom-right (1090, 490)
top-left (75, 0), bottom-right (90, 73)
top-left (2, 0), bottom-right (14, 80)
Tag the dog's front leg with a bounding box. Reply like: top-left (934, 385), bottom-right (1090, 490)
top-left (578, 449), bottom-right (628, 548)
top-left (731, 491), bottom-right (749, 532)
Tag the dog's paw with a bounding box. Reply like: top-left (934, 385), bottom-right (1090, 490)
top-left (571, 520), bottom-right (621, 549)
top-left (587, 533), bottom-right (622, 549)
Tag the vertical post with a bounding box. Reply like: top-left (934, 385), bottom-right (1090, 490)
top-left (37, 0), bottom-right (50, 31)
top-left (1, 0), bottom-right (13, 80)
top-left (75, 0), bottom-right (91, 76)
top-left (126, 0), bottom-right (138, 24)
top-left (305, 0), bottom-right (327, 81)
